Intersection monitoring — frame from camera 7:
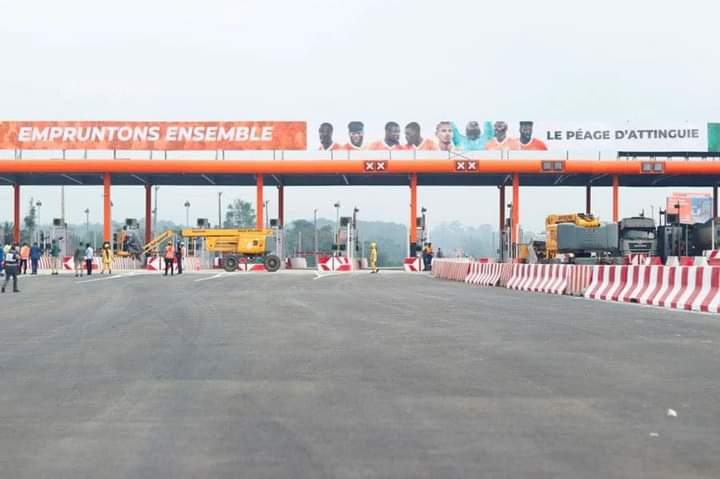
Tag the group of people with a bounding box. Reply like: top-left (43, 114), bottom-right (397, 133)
top-left (71, 242), bottom-right (114, 276)
top-left (318, 120), bottom-right (548, 152)
top-left (163, 241), bottom-right (185, 276)
top-left (421, 243), bottom-right (443, 271)
top-left (1, 240), bottom-right (63, 277)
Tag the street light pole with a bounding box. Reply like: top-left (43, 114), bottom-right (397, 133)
top-left (184, 201), bottom-right (191, 227)
top-left (35, 200), bottom-right (42, 244)
top-left (313, 208), bottom-right (318, 265)
top-left (334, 201), bottom-right (340, 256)
top-left (217, 191), bottom-right (223, 228)
top-left (84, 208), bottom-right (90, 240)
top-left (263, 200), bottom-right (270, 229)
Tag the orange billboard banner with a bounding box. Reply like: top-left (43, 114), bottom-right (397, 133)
top-left (0, 121), bottom-right (307, 150)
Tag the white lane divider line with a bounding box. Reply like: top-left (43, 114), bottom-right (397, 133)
top-left (313, 272), bottom-right (351, 280)
top-left (194, 273), bottom-right (226, 282)
top-left (76, 272), bottom-right (137, 284)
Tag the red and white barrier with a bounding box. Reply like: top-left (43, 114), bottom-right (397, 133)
top-left (585, 265), bottom-right (720, 313)
top-left (403, 257), bottom-right (423, 272)
top-left (62, 256), bottom-right (101, 271)
top-left (506, 264), bottom-right (569, 295)
top-left (432, 259), bottom-right (470, 281)
top-left (567, 264), bottom-right (594, 296)
top-left (316, 256), bottom-right (353, 272)
top-left (465, 262), bottom-right (508, 286)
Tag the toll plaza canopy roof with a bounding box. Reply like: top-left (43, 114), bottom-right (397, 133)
top-left (2, 150), bottom-right (720, 187)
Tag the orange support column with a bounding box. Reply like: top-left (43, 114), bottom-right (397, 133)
top-left (409, 173), bottom-right (417, 256)
top-left (145, 184), bottom-right (152, 244)
top-left (511, 173), bottom-right (520, 249)
top-left (278, 185), bottom-right (284, 228)
top-left (103, 173), bottom-right (112, 242)
top-left (612, 175), bottom-right (619, 222)
top-left (256, 174), bottom-right (264, 229)
top-left (13, 184), bottom-right (20, 244)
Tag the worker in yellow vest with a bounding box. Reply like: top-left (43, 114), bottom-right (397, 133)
top-left (369, 241), bottom-right (378, 273)
top-left (101, 242), bottom-right (113, 275)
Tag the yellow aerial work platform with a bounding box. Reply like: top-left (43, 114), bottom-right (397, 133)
top-left (181, 228), bottom-right (281, 272)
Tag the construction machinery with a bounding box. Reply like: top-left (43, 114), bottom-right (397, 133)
top-left (545, 213), bottom-right (601, 259)
top-left (114, 219), bottom-right (143, 258)
top-left (536, 213), bottom-right (659, 263)
top-left (143, 230), bottom-right (176, 256)
top-left (181, 228), bottom-right (282, 272)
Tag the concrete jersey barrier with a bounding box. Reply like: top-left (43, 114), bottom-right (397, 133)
top-left (506, 264), bottom-right (569, 295)
top-left (585, 265), bottom-right (720, 313)
top-left (432, 258), bottom-right (470, 281)
top-left (465, 262), bottom-right (509, 286)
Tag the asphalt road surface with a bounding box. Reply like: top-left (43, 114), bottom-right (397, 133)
top-left (1, 270), bottom-right (720, 478)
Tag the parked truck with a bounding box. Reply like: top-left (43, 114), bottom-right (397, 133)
top-left (537, 213), bottom-right (658, 263)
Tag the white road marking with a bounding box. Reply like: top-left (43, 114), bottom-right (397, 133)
top-left (194, 273), bottom-right (226, 282)
top-left (75, 272), bottom-right (137, 284)
top-left (313, 272), bottom-right (346, 280)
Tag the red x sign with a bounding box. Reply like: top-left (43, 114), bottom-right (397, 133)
top-left (363, 160), bottom-right (389, 173)
top-left (454, 160), bottom-right (478, 172)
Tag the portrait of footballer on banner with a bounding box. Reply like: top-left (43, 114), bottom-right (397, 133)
top-left (313, 120), bottom-right (547, 152)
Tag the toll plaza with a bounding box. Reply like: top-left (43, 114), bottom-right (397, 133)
top-left (4, 152), bottom-right (720, 256)
top-left (5, 122), bottom-right (720, 479)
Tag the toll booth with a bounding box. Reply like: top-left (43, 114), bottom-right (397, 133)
top-left (415, 208), bottom-right (429, 256)
top-left (333, 211), bottom-right (360, 258)
top-left (189, 218), bottom-right (211, 256)
top-left (51, 218), bottom-right (68, 256)
top-left (269, 218), bottom-right (284, 258)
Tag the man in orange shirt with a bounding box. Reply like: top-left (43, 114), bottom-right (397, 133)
top-left (342, 121), bottom-right (365, 150)
top-left (318, 122), bottom-right (343, 151)
top-left (368, 121), bottom-right (403, 150)
top-left (485, 121), bottom-right (521, 151)
top-left (435, 121), bottom-right (455, 152)
top-left (403, 122), bottom-right (437, 150)
top-left (518, 121), bottom-right (548, 150)
top-left (19, 243), bottom-right (30, 274)
top-left (164, 242), bottom-right (175, 276)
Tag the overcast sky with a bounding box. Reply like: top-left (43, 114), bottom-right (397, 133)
top-left (0, 0), bottom-right (718, 231)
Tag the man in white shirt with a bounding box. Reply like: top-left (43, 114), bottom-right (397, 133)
top-left (84, 243), bottom-right (94, 276)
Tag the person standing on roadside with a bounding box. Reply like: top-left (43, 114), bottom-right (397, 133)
top-left (1, 244), bottom-right (20, 293)
top-left (50, 239), bottom-right (61, 275)
top-left (101, 242), bottom-right (113, 275)
top-left (84, 242), bottom-right (94, 276)
top-left (0, 245), bottom-right (5, 279)
top-left (175, 241), bottom-right (184, 275)
top-left (19, 243), bottom-right (30, 274)
top-left (73, 242), bottom-right (84, 277)
top-left (164, 242), bottom-right (175, 276)
top-left (30, 242), bottom-right (41, 274)
top-left (424, 242), bottom-right (434, 271)
top-left (369, 242), bottom-right (379, 273)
